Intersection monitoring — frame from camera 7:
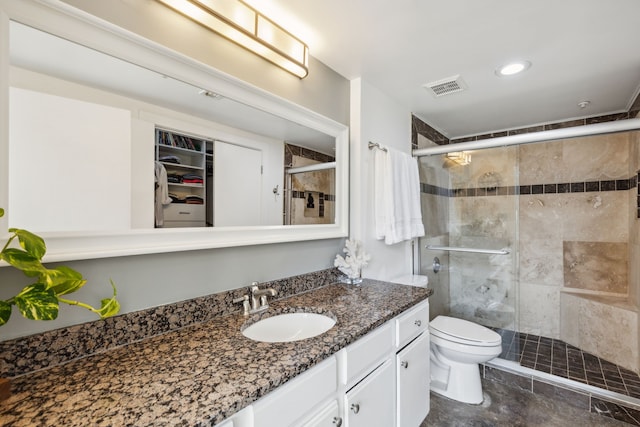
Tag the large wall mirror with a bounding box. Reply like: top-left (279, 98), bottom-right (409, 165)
top-left (0, 0), bottom-right (349, 262)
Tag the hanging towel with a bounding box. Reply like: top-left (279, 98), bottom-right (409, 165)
top-left (374, 145), bottom-right (425, 245)
top-left (154, 161), bottom-right (173, 227)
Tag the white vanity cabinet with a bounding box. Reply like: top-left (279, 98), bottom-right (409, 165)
top-left (224, 299), bottom-right (430, 427)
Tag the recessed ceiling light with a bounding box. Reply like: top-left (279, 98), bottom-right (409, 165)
top-left (495, 60), bottom-right (531, 77)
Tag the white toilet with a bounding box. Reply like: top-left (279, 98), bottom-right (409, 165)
top-left (429, 315), bottom-right (502, 404)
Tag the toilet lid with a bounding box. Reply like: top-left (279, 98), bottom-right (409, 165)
top-left (429, 315), bottom-right (501, 346)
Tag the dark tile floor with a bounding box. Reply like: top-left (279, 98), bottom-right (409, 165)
top-left (497, 328), bottom-right (640, 399)
top-left (421, 379), bottom-right (629, 426)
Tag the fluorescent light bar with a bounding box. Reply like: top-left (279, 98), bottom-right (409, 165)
top-left (156, 0), bottom-right (309, 78)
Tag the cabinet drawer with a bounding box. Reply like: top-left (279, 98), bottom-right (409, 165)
top-left (164, 203), bottom-right (205, 221)
top-left (345, 322), bottom-right (393, 388)
top-left (396, 300), bottom-right (429, 347)
top-left (253, 356), bottom-right (337, 427)
top-left (299, 399), bottom-right (341, 427)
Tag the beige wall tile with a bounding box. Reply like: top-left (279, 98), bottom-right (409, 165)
top-left (579, 298), bottom-right (638, 373)
top-left (561, 293), bottom-right (638, 373)
top-left (519, 283), bottom-right (560, 338)
top-left (561, 133), bottom-right (629, 182)
top-left (519, 238), bottom-right (564, 286)
top-left (563, 241), bottom-right (628, 294)
top-left (519, 194), bottom-right (564, 242)
top-left (519, 140), bottom-right (563, 186)
top-left (561, 192), bottom-right (628, 242)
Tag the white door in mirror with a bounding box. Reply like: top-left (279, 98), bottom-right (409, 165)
top-left (242, 313), bottom-right (335, 343)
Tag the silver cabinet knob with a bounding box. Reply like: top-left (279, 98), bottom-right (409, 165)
top-left (332, 416), bottom-right (343, 426)
top-left (401, 360), bottom-right (409, 369)
top-left (414, 319), bottom-right (422, 327)
top-left (350, 403), bottom-right (360, 414)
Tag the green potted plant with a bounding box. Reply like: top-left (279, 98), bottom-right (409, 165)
top-left (0, 207), bottom-right (120, 400)
top-left (0, 207), bottom-right (120, 325)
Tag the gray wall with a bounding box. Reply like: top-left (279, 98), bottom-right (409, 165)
top-left (0, 0), bottom-right (350, 339)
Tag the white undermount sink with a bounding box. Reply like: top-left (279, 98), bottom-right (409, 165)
top-left (242, 312), bottom-right (336, 343)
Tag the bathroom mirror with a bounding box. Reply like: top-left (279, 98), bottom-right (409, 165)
top-left (0, 0), bottom-right (349, 261)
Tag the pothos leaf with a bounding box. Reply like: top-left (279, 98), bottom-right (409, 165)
top-left (0, 301), bottom-right (12, 326)
top-left (7, 228), bottom-right (46, 260)
top-left (97, 280), bottom-right (120, 318)
top-left (0, 248), bottom-right (46, 276)
top-left (98, 297), bottom-right (121, 319)
top-left (41, 266), bottom-right (86, 295)
top-left (14, 284), bottom-right (59, 321)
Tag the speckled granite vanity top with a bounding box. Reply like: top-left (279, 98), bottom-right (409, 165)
top-left (0, 280), bottom-right (430, 426)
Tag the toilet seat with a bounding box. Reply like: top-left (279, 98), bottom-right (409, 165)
top-left (429, 315), bottom-right (501, 347)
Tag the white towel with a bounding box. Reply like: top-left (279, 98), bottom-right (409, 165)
top-left (374, 145), bottom-right (425, 245)
top-left (154, 161), bottom-right (173, 227)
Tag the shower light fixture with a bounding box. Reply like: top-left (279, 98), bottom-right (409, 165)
top-left (155, 0), bottom-right (309, 78)
top-left (446, 151), bottom-right (472, 166)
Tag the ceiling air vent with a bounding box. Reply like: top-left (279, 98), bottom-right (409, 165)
top-left (423, 75), bottom-right (467, 97)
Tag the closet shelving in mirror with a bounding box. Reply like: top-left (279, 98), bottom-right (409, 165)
top-left (155, 129), bottom-right (210, 228)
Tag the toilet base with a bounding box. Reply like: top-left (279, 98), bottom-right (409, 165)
top-left (430, 351), bottom-right (484, 404)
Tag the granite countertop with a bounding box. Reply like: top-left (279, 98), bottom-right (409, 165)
top-left (0, 280), bottom-right (431, 426)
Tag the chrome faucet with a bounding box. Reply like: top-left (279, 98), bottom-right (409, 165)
top-left (249, 282), bottom-right (277, 313)
top-left (234, 281), bottom-right (277, 315)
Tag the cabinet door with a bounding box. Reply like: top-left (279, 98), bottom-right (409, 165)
top-left (396, 333), bottom-right (430, 427)
top-left (299, 399), bottom-right (342, 427)
top-left (253, 356), bottom-right (336, 427)
top-left (345, 359), bottom-right (394, 427)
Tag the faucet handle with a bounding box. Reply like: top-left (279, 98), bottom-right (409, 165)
top-left (233, 294), bottom-right (250, 315)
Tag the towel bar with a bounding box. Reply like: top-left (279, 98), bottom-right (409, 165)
top-left (425, 245), bottom-right (510, 255)
top-left (368, 141), bottom-right (388, 152)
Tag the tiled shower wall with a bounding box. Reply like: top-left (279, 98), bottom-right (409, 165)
top-left (285, 144), bottom-right (336, 225)
top-left (417, 126), bottom-right (640, 373)
top-left (520, 132), bottom-right (637, 373)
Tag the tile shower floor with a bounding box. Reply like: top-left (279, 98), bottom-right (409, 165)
top-left (497, 328), bottom-right (640, 399)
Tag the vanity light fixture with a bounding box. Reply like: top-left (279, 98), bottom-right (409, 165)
top-left (155, 0), bottom-right (309, 78)
top-left (495, 60), bottom-right (531, 77)
top-left (446, 151), bottom-right (472, 166)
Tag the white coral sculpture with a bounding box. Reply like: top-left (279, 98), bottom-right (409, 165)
top-left (334, 239), bottom-right (371, 279)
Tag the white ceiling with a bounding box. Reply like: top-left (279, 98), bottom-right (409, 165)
top-left (253, 0), bottom-right (640, 139)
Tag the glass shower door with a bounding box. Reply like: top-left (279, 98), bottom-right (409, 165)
top-left (418, 145), bottom-right (520, 360)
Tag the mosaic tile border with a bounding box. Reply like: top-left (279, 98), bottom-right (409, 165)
top-left (0, 268), bottom-right (341, 378)
top-left (413, 110), bottom-right (640, 147)
top-left (285, 143), bottom-right (335, 166)
top-left (421, 174), bottom-right (638, 198)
